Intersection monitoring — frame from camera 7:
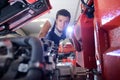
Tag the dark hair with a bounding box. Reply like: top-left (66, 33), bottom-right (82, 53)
top-left (56, 9), bottom-right (71, 20)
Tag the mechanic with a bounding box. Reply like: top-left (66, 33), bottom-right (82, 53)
top-left (38, 9), bottom-right (71, 46)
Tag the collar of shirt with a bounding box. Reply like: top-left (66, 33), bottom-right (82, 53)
top-left (54, 27), bottom-right (62, 37)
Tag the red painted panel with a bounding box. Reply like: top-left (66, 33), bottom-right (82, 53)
top-left (103, 52), bottom-right (120, 80)
top-left (74, 13), bottom-right (96, 69)
top-left (94, 0), bottom-right (120, 79)
top-left (109, 27), bottom-right (120, 47)
top-left (94, 0), bottom-right (120, 30)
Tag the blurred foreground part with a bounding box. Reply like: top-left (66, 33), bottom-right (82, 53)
top-left (0, 0), bottom-right (52, 33)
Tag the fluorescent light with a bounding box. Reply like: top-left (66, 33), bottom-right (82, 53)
top-left (40, 24), bottom-right (44, 28)
top-left (31, 18), bottom-right (48, 22)
top-left (39, 18), bottom-right (48, 22)
top-left (31, 19), bottom-right (40, 22)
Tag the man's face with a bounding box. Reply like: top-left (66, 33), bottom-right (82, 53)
top-left (56, 15), bottom-right (70, 32)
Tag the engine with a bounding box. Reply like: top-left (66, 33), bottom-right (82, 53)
top-left (0, 36), bottom-right (60, 80)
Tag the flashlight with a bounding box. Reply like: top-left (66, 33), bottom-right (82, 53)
top-left (66, 24), bottom-right (74, 38)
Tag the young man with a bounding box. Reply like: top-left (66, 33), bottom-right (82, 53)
top-left (39, 9), bottom-right (71, 46)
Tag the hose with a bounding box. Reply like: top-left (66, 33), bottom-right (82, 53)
top-left (81, 0), bottom-right (94, 11)
top-left (10, 36), bottom-right (44, 80)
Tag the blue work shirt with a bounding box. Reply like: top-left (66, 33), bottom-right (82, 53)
top-left (46, 23), bottom-right (66, 46)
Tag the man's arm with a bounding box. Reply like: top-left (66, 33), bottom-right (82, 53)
top-left (38, 20), bottom-right (51, 38)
